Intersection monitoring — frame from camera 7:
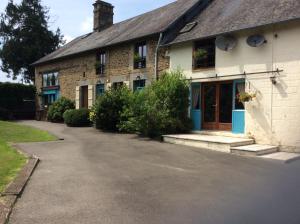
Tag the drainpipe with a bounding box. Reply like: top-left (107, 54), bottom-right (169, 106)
top-left (154, 33), bottom-right (163, 81)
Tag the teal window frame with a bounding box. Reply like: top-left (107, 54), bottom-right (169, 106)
top-left (96, 84), bottom-right (105, 97)
top-left (133, 79), bottom-right (146, 91)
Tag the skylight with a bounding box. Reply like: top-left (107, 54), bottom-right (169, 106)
top-left (180, 22), bottom-right (198, 34)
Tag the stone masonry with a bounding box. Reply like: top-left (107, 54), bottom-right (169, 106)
top-left (35, 36), bottom-right (170, 110)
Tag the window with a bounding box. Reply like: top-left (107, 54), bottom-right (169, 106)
top-left (96, 51), bottom-right (106, 75)
top-left (133, 79), bottom-right (146, 91)
top-left (134, 42), bottom-right (147, 69)
top-left (194, 39), bottom-right (215, 69)
top-left (112, 82), bottom-right (124, 90)
top-left (42, 72), bottom-right (59, 87)
top-left (96, 84), bottom-right (105, 97)
top-left (43, 94), bottom-right (57, 106)
top-left (234, 81), bottom-right (245, 110)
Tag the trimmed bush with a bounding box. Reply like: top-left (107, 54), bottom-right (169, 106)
top-left (47, 97), bottom-right (75, 122)
top-left (63, 109), bottom-right (91, 127)
top-left (92, 86), bottom-right (131, 131)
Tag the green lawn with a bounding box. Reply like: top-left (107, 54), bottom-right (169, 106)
top-left (0, 121), bottom-right (56, 193)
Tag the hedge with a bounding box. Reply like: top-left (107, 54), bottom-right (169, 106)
top-left (63, 109), bottom-right (91, 127)
top-left (0, 82), bottom-right (36, 120)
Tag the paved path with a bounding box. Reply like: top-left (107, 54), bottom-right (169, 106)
top-left (9, 121), bottom-right (300, 224)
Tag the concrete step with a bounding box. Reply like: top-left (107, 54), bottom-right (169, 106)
top-left (260, 152), bottom-right (300, 163)
top-left (193, 130), bottom-right (248, 139)
top-left (231, 144), bottom-right (278, 156)
top-left (163, 134), bottom-right (254, 153)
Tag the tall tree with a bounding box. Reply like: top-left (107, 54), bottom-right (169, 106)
top-left (0, 0), bottom-right (65, 83)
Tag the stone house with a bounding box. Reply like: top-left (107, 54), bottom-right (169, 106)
top-left (33, 0), bottom-right (205, 109)
top-left (163, 0), bottom-right (300, 152)
top-left (34, 0), bottom-right (300, 153)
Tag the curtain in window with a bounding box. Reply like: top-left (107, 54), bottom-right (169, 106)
top-left (192, 87), bottom-right (200, 110)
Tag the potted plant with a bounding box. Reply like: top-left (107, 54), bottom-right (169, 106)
top-left (237, 92), bottom-right (257, 103)
top-left (94, 61), bottom-right (102, 70)
top-left (194, 48), bottom-right (208, 61)
top-left (134, 53), bottom-right (145, 69)
top-left (134, 53), bottom-right (142, 63)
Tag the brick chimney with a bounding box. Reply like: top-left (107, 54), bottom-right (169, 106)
top-left (93, 1), bottom-right (114, 32)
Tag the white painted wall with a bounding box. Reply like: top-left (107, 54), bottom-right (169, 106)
top-left (169, 20), bottom-right (300, 152)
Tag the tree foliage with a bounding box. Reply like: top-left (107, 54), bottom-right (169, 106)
top-left (0, 0), bottom-right (65, 83)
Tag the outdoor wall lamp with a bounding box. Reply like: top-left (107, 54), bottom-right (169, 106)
top-left (270, 76), bottom-right (277, 85)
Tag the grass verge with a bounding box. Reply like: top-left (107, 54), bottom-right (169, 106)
top-left (0, 121), bottom-right (56, 193)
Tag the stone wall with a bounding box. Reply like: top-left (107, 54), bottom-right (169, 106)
top-left (35, 36), bottom-right (170, 109)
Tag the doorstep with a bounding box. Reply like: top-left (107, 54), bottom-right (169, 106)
top-left (163, 134), bottom-right (254, 153)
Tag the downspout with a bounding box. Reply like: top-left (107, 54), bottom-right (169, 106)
top-left (154, 33), bottom-right (163, 81)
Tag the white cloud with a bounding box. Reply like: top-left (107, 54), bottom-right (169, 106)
top-left (63, 35), bottom-right (74, 44)
top-left (80, 17), bottom-right (93, 33)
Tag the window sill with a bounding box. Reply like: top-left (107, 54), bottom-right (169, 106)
top-left (192, 67), bottom-right (215, 73)
top-left (133, 67), bottom-right (147, 71)
top-left (42, 86), bottom-right (60, 90)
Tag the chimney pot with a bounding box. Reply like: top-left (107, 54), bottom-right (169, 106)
top-left (93, 0), bottom-right (114, 32)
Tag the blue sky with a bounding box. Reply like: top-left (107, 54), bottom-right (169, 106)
top-left (0, 0), bottom-right (175, 82)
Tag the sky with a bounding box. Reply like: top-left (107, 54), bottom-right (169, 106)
top-left (0, 0), bottom-right (175, 83)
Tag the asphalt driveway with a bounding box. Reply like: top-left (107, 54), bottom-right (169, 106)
top-left (9, 121), bottom-right (300, 224)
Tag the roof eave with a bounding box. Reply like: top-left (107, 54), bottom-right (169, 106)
top-left (162, 17), bottom-right (300, 47)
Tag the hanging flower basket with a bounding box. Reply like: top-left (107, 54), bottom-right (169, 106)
top-left (237, 92), bottom-right (256, 103)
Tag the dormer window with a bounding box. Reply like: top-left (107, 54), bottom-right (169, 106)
top-left (193, 39), bottom-right (215, 69)
top-left (96, 51), bottom-right (106, 75)
top-left (134, 42), bottom-right (147, 69)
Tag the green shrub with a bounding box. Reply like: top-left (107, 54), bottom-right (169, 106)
top-left (93, 86), bottom-right (131, 131)
top-left (63, 109), bottom-right (91, 127)
top-left (47, 97), bottom-right (75, 122)
top-left (119, 70), bottom-right (192, 137)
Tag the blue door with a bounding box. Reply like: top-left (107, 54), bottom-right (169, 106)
top-left (191, 83), bottom-right (201, 130)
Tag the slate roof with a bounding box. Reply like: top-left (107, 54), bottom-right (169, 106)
top-left (166, 0), bottom-right (300, 45)
top-left (33, 0), bottom-right (199, 66)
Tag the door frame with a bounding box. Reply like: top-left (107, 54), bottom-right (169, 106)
top-left (201, 81), bottom-right (233, 131)
top-left (80, 85), bottom-right (89, 109)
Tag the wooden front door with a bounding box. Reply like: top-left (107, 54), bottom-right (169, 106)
top-left (81, 86), bottom-right (88, 109)
top-left (202, 81), bottom-right (233, 131)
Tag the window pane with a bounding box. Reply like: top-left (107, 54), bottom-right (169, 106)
top-left (192, 85), bottom-right (200, 110)
top-left (143, 45), bottom-right (147, 58)
top-left (219, 83), bottom-right (233, 123)
top-left (194, 38), bottom-right (215, 69)
top-left (139, 46), bottom-right (143, 57)
top-left (43, 74), bottom-right (47, 87)
top-left (235, 82), bottom-right (245, 110)
top-left (133, 80), bottom-right (146, 91)
top-left (96, 84), bottom-right (105, 96)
